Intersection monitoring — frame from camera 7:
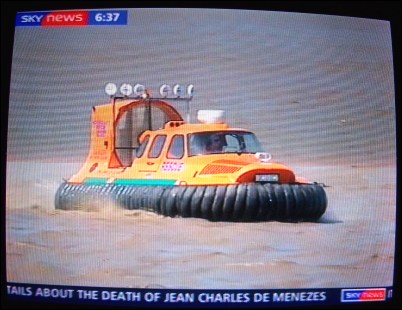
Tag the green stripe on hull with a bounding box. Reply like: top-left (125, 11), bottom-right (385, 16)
top-left (114, 179), bottom-right (176, 186)
top-left (83, 178), bottom-right (176, 186)
top-left (84, 178), bottom-right (108, 185)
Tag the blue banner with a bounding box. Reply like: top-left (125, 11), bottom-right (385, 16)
top-left (5, 282), bottom-right (394, 308)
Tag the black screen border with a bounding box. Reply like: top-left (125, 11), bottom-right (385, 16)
top-left (1, 1), bottom-right (400, 309)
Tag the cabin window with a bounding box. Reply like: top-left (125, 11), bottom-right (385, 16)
top-left (167, 135), bottom-right (184, 159)
top-left (136, 135), bottom-right (149, 158)
top-left (148, 135), bottom-right (166, 158)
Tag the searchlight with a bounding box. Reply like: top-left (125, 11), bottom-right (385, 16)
top-left (119, 83), bottom-right (133, 96)
top-left (133, 84), bottom-right (145, 98)
top-left (173, 84), bottom-right (184, 97)
top-left (159, 84), bottom-right (171, 98)
top-left (105, 83), bottom-right (117, 96)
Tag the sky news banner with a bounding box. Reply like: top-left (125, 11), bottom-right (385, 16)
top-left (16, 10), bottom-right (128, 27)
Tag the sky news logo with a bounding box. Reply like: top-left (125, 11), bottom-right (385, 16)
top-left (341, 288), bottom-right (386, 302)
top-left (16, 10), bottom-right (127, 27)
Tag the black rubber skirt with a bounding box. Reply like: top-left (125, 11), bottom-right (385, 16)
top-left (55, 183), bottom-right (327, 222)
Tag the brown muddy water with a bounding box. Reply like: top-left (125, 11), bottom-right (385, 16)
top-left (6, 162), bottom-right (396, 288)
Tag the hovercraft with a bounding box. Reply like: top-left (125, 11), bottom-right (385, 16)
top-left (55, 83), bottom-right (327, 222)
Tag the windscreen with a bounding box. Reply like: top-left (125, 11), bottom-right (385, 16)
top-left (189, 131), bottom-right (263, 155)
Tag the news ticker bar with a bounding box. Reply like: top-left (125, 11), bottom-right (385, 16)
top-left (16, 10), bottom-right (128, 27)
top-left (6, 283), bottom-right (393, 308)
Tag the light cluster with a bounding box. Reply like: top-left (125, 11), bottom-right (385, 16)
top-left (104, 83), bottom-right (194, 98)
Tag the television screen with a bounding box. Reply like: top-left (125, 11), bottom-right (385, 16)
top-left (2, 2), bottom-right (400, 309)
